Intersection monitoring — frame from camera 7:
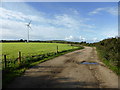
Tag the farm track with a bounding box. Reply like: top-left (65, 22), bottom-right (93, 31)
top-left (6, 47), bottom-right (118, 88)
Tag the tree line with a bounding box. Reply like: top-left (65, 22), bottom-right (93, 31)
top-left (1, 39), bottom-right (86, 44)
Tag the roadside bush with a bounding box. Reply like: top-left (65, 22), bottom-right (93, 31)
top-left (96, 37), bottom-right (120, 75)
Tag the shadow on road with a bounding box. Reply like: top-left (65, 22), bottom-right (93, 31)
top-left (6, 64), bottom-right (99, 88)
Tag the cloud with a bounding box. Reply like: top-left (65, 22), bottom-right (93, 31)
top-left (65, 36), bottom-right (99, 43)
top-left (65, 35), bottom-right (73, 40)
top-left (1, 18), bottom-right (65, 40)
top-left (79, 36), bottom-right (86, 41)
top-left (93, 37), bottom-right (97, 42)
top-left (68, 8), bottom-right (80, 15)
top-left (1, 6), bottom-right (97, 41)
top-left (106, 7), bottom-right (118, 15)
top-left (102, 29), bottom-right (118, 38)
top-left (2, 4), bottom-right (117, 42)
top-left (65, 35), bottom-right (86, 42)
top-left (2, 28), bottom-right (25, 40)
top-left (53, 14), bottom-right (80, 29)
top-left (1, 19), bottom-right (27, 39)
top-left (0, 7), bottom-right (45, 22)
top-left (89, 7), bottom-right (118, 15)
top-left (1, 7), bottom-right (27, 21)
top-left (89, 8), bottom-right (104, 15)
top-left (0, 7), bottom-right (94, 29)
top-left (52, 14), bottom-right (95, 31)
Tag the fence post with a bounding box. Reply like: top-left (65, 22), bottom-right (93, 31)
top-left (18, 51), bottom-right (21, 64)
top-left (71, 44), bottom-right (74, 49)
top-left (4, 55), bottom-right (7, 68)
top-left (56, 45), bottom-right (58, 53)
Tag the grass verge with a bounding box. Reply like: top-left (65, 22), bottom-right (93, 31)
top-left (96, 47), bottom-right (120, 75)
top-left (2, 46), bottom-right (84, 88)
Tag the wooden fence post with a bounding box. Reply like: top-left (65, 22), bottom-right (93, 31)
top-left (18, 51), bottom-right (21, 64)
top-left (57, 45), bottom-right (58, 53)
top-left (4, 55), bottom-right (7, 68)
top-left (71, 44), bottom-right (74, 49)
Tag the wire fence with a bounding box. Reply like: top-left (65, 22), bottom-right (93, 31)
top-left (1, 44), bottom-right (81, 71)
top-left (2, 51), bottom-right (55, 69)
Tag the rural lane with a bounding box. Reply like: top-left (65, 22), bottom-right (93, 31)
top-left (6, 47), bottom-right (118, 88)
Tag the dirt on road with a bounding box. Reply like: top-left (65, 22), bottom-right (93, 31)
top-left (6, 47), bottom-right (118, 88)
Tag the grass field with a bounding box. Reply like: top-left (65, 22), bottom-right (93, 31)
top-left (1, 42), bottom-right (79, 70)
top-left (2, 43), bottom-right (78, 59)
top-left (1, 42), bottom-right (83, 87)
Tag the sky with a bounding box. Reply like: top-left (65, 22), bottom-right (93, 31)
top-left (0, 2), bottom-right (118, 43)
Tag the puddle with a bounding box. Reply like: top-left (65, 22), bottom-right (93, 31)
top-left (80, 61), bottom-right (99, 65)
top-left (75, 52), bottom-right (81, 54)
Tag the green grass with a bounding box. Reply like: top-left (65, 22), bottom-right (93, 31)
top-left (1, 42), bottom-right (84, 88)
top-left (3, 44), bottom-right (83, 87)
top-left (2, 43), bottom-right (78, 59)
top-left (1, 42), bottom-right (79, 70)
top-left (96, 47), bottom-right (120, 75)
